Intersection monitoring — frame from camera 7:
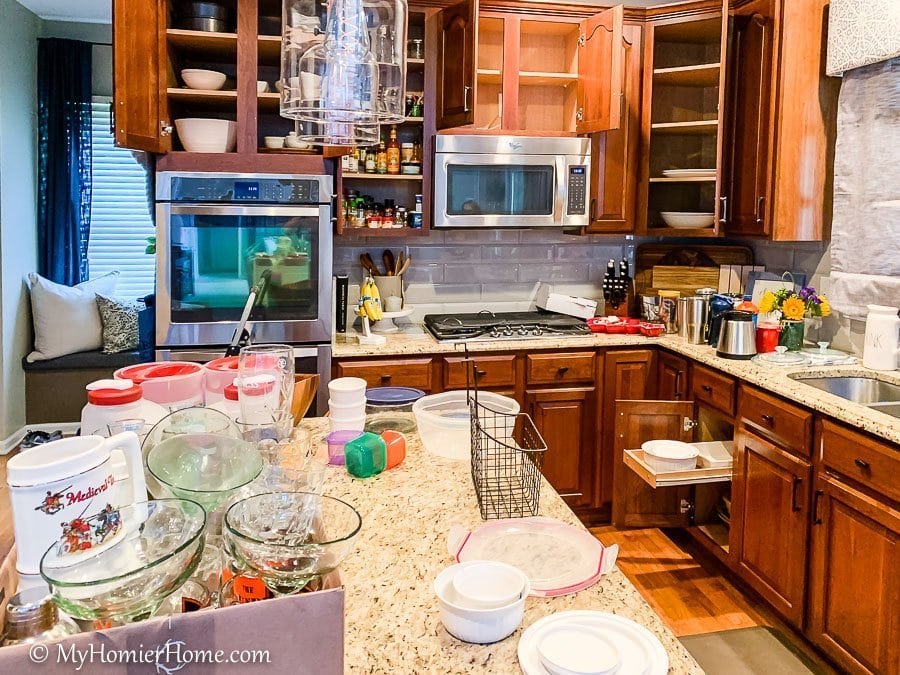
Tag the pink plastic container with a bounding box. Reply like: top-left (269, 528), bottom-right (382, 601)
top-left (114, 361), bottom-right (204, 410)
top-left (204, 356), bottom-right (240, 403)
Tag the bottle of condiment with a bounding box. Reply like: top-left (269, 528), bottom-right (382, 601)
top-left (395, 207), bottom-right (407, 228)
top-left (401, 142), bottom-right (414, 164)
top-left (386, 126), bottom-right (401, 174)
top-left (376, 140), bottom-right (388, 174)
top-left (365, 147), bottom-right (376, 173)
top-left (346, 147), bottom-right (358, 173)
top-left (1, 588), bottom-right (79, 647)
top-left (384, 198), bottom-right (395, 221)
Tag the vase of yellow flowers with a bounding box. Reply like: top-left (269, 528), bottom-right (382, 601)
top-left (759, 286), bottom-right (831, 351)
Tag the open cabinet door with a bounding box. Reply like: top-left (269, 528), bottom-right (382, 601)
top-left (612, 400), bottom-right (694, 528)
top-left (113, 0), bottom-right (169, 152)
top-left (576, 5), bottom-right (625, 134)
top-left (436, 0), bottom-right (478, 129)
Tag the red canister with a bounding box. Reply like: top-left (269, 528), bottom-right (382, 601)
top-left (756, 322), bottom-right (782, 353)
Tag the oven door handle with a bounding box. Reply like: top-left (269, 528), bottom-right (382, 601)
top-left (168, 204), bottom-right (323, 217)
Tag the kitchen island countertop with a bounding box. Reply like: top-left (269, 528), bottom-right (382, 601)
top-left (303, 417), bottom-right (704, 674)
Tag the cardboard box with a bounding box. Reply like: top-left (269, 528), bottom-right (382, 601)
top-left (0, 547), bottom-right (344, 673)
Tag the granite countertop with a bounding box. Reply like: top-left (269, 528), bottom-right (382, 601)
top-left (333, 330), bottom-right (900, 446)
top-left (302, 417), bottom-right (703, 674)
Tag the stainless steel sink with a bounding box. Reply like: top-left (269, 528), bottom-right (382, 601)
top-left (795, 376), bottom-right (900, 418)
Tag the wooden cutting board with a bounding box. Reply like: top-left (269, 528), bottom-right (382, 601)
top-left (651, 266), bottom-right (721, 295)
top-left (635, 244), bottom-right (753, 297)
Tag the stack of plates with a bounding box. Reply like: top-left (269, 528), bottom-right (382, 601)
top-left (518, 610), bottom-right (669, 675)
top-left (661, 169), bottom-right (716, 178)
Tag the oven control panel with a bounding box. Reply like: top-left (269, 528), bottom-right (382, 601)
top-left (566, 166), bottom-right (587, 216)
top-left (169, 177), bottom-right (321, 204)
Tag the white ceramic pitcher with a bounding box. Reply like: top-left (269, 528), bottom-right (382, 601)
top-left (6, 433), bottom-right (146, 575)
top-left (863, 305), bottom-right (900, 371)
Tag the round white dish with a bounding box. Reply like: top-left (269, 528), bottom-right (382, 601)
top-left (659, 212), bottom-right (716, 229)
top-left (537, 624), bottom-right (619, 675)
top-left (641, 439), bottom-right (699, 472)
top-left (263, 136), bottom-right (285, 149)
top-left (452, 561), bottom-right (527, 610)
top-left (181, 69), bottom-right (226, 90)
top-left (518, 611), bottom-right (669, 675)
top-left (661, 169), bottom-right (716, 178)
top-left (174, 118), bottom-right (237, 153)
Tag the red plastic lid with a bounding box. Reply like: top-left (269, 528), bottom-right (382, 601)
top-left (118, 362), bottom-right (202, 383)
top-left (224, 384), bottom-right (239, 401)
top-left (206, 356), bottom-right (240, 372)
top-left (87, 384), bottom-right (143, 406)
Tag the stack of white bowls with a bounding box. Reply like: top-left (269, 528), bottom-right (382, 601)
top-left (328, 377), bottom-right (367, 432)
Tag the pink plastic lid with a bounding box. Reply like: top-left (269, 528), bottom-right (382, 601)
top-left (117, 361), bottom-right (202, 383)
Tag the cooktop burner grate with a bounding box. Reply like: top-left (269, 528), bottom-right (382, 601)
top-left (423, 311), bottom-right (590, 341)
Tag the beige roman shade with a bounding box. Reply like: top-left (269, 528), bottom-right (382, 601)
top-left (827, 0), bottom-right (900, 75)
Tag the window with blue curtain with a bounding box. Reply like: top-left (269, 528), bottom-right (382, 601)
top-left (87, 99), bottom-right (156, 298)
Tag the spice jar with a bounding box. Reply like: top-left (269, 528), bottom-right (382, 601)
top-left (2, 587), bottom-right (79, 647)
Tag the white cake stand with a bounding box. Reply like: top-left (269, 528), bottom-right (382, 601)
top-left (354, 306), bottom-right (415, 344)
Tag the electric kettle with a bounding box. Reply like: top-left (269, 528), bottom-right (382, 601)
top-left (716, 311), bottom-right (757, 360)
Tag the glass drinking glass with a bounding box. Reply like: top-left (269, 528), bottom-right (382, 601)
top-left (238, 344), bottom-right (295, 440)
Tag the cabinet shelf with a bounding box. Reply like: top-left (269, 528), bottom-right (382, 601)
top-left (340, 227), bottom-right (428, 237)
top-left (649, 176), bottom-right (717, 183)
top-left (653, 63), bottom-right (721, 87)
top-left (408, 57), bottom-right (425, 68)
top-left (342, 173), bottom-right (423, 181)
top-left (520, 71), bottom-right (578, 86)
top-left (477, 68), bottom-right (502, 84)
top-left (651, 120), bottom-right (719, 135)
top-left (623, 449), bottom-right (732, 487)
top-left (167, 29), bottom-right (238, 59)
top-left (167, 88), bottom-right (237, 104)
top-left (258, 91), bottom-right (280, 111)
top-left (646, 226), bottom-right (720, 237)
top-left (258, 34), bottom-right (281, 64)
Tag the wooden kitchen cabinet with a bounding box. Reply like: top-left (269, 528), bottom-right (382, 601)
top-left (808, 473), bottom-right (899, 675)
top-left (722, 0), bottom-right (839, 240)
top-left (526, 387), bottom-right (597, 510)
top-left (731, 429), bottom-right (810, 628)
top-left (656, 350), bottom-right (690, 401)
top-left (597, 349), bottom-right (656, 509)
top-left (113, 0), bottom-right (169, 152)
top-left (437, 4), bottom-right (626, 134)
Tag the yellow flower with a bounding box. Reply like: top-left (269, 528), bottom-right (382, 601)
top-left (782, 297), bottom-right (806, 321)
top-left (759, 291), bottom-right (776, 314)
top-left (819, 298), bottom-right (831, 317)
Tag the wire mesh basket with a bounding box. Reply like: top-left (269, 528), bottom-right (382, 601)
top-left (469, 392), bottom-right (547, 520)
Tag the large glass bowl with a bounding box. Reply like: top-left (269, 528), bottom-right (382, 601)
top-left (147, 433), bottom-right (264, 514)
top-left (224, 492), bottom-right (361, 595)
top-left (40, 500), bottom-right (206, 624)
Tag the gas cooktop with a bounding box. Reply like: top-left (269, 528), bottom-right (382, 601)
top-left (423, 311), bottom-right (591, 341)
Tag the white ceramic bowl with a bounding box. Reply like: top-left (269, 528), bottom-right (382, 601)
top-left (434, 562), bottom-right (529, 644)
top-left (181, 69), bottom-right (227, 91)
top-left (329, 415), bottom-right (366, 433)
top-left (641, 439), bottom-right (699, 472)
top-left (659, 212), bottom-right (716, 229)
top-left (257, 80), bottom-right (269, 93)
top-left (328, 377), bottom-right (368, 405)
top-left (284, 133), bottom-right (312, 150)
top-left (537, 624), bottom-right (620, 675)
top-left (451, 561), bottom-right (527, 610)
top-left (175, 118), bottom-right (237, 153)
top-left (263, 136), bottom-right (285, 149)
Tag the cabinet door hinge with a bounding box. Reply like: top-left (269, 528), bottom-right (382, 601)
top-left (576, 108), bottom-right (584, 122)
top-left (679, 498), bottom-right (693, 514)
top-left (683, 417), bottom-right (696, 432)
top-left (160, 120), bottom-right (173, 137)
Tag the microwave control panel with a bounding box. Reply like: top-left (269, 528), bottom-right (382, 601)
top-left (566, 166), bottom-right (587, 215)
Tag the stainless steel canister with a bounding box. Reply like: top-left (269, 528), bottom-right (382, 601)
top-left (676, 297), bottom-right (691, 338)
top-left (685, 296), bottom-right (710, 344)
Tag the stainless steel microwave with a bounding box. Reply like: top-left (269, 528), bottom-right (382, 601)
top-left (433, 135), bottom-right (591, 228)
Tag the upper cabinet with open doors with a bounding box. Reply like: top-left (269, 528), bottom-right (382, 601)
top-left (435, 0), bottom-right (626, 134)
top-left (721, 0), bottom-right (838, 241)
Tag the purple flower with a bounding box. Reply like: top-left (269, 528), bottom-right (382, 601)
top-left (799, 287), bottom-right (813, 300)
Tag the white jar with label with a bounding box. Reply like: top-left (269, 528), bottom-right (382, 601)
top-left (863, 304), bottom-right (900, 371)
top-left (80, 379), bottom-right (168, 437)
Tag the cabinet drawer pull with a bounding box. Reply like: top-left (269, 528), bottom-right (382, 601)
top-left (854, 458), bottom-right (870, 471)
top-left (761, 414), bottom-right (774, 426)
top-left (701, 384), bottom-right (713, 393)
top-left (475, 369), bottom-right (487, 378)
top-left (674, 370), bottom-right (683, 400)
top-left (557, 366), bottom-right (569, 376)
top-left (812, 489), bottom-right (824, 524)
top-left (380, 374), bottom-right (392, 384)
top-left (791, 476), bottom-right (803, 512)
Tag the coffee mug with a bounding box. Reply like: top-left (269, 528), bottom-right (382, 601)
top-left (6, 433), bottom-right (146, 575)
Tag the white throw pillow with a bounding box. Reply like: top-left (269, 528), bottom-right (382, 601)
top-left (27, 272), bottom-right (119, 362)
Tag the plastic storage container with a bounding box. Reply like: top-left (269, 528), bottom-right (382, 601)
top-left (365, 387), bottom-right (424, 414)
top-left (380, 430), bottom-right (406, 469)
top-left (326, 430), bottom-right (363, 465)
top-left (115, 362), bottom-right (204, 410)
top-left (412, 391), bottom-right (519, 460)
top-left (80, 379), bottom-right (168, 437)
top-left (344, 432), bottom-right (387, 478)
top-left (204, 356), bottom-right (240, 403)
top-left (640, 440), bottom-right (699, 473)
top-left (208, 383), bottom-right (241, 421)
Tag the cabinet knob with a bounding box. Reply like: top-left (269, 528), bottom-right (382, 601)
top-left (701, 385), bottom-right (712, 393)
top-left (380, 374), bottom-right (392, 384)
top-left (557, 366), bottom-right (569, 376)
top-left (761, 414), bottom-right (774, 426)
top-left (475, 369), bottom-right (487, 378)
top-left (854, 458), bottom-right (870, 471)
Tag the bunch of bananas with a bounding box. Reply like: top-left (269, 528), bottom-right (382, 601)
top-left (359, 276), bottom-right (383, 321)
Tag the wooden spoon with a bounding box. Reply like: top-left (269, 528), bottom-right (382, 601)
top-left (359, 253), bottom-right (380, 276)
top-left (383, 250), bottom-right (396, 277)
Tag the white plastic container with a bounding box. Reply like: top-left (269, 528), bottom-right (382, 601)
top-left (208, 383), bottom-right (241, 421)
top-left (412, 391), bottom-right (519, 461)
top-left (327, 377), bottom-right (367, 405)
top-left (115, 362), bottom-right (204, 411)
top-left (80, 379), bottom-right (167, 437)
top-left (204, 356), bottom-right (240, 404)
top-left (640, 440), bottom-right (699, 473)
top-left (451, 561), bottom-right (527, 610)
top-left (328, 398), bottom-right (366, 421)
top-left (329, 415), bottom-right (366, 433)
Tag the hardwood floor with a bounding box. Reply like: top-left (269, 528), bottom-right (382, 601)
top-left (590, 525), bottom-right (770, 637)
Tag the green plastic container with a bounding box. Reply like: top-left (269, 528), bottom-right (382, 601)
top-left (344, 432), bottom-right (387, 479)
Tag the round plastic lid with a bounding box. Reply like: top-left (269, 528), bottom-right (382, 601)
top-left (224, 384), bottom-right (239, 401)
top-left (118, 362), bottom-right (202, 383)
top-left (206, 356), bottom-right (240, 372)
top-left (365, 387), bottom-right (425, 406)
top-left (86, 379), bottom-right (143, 406)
